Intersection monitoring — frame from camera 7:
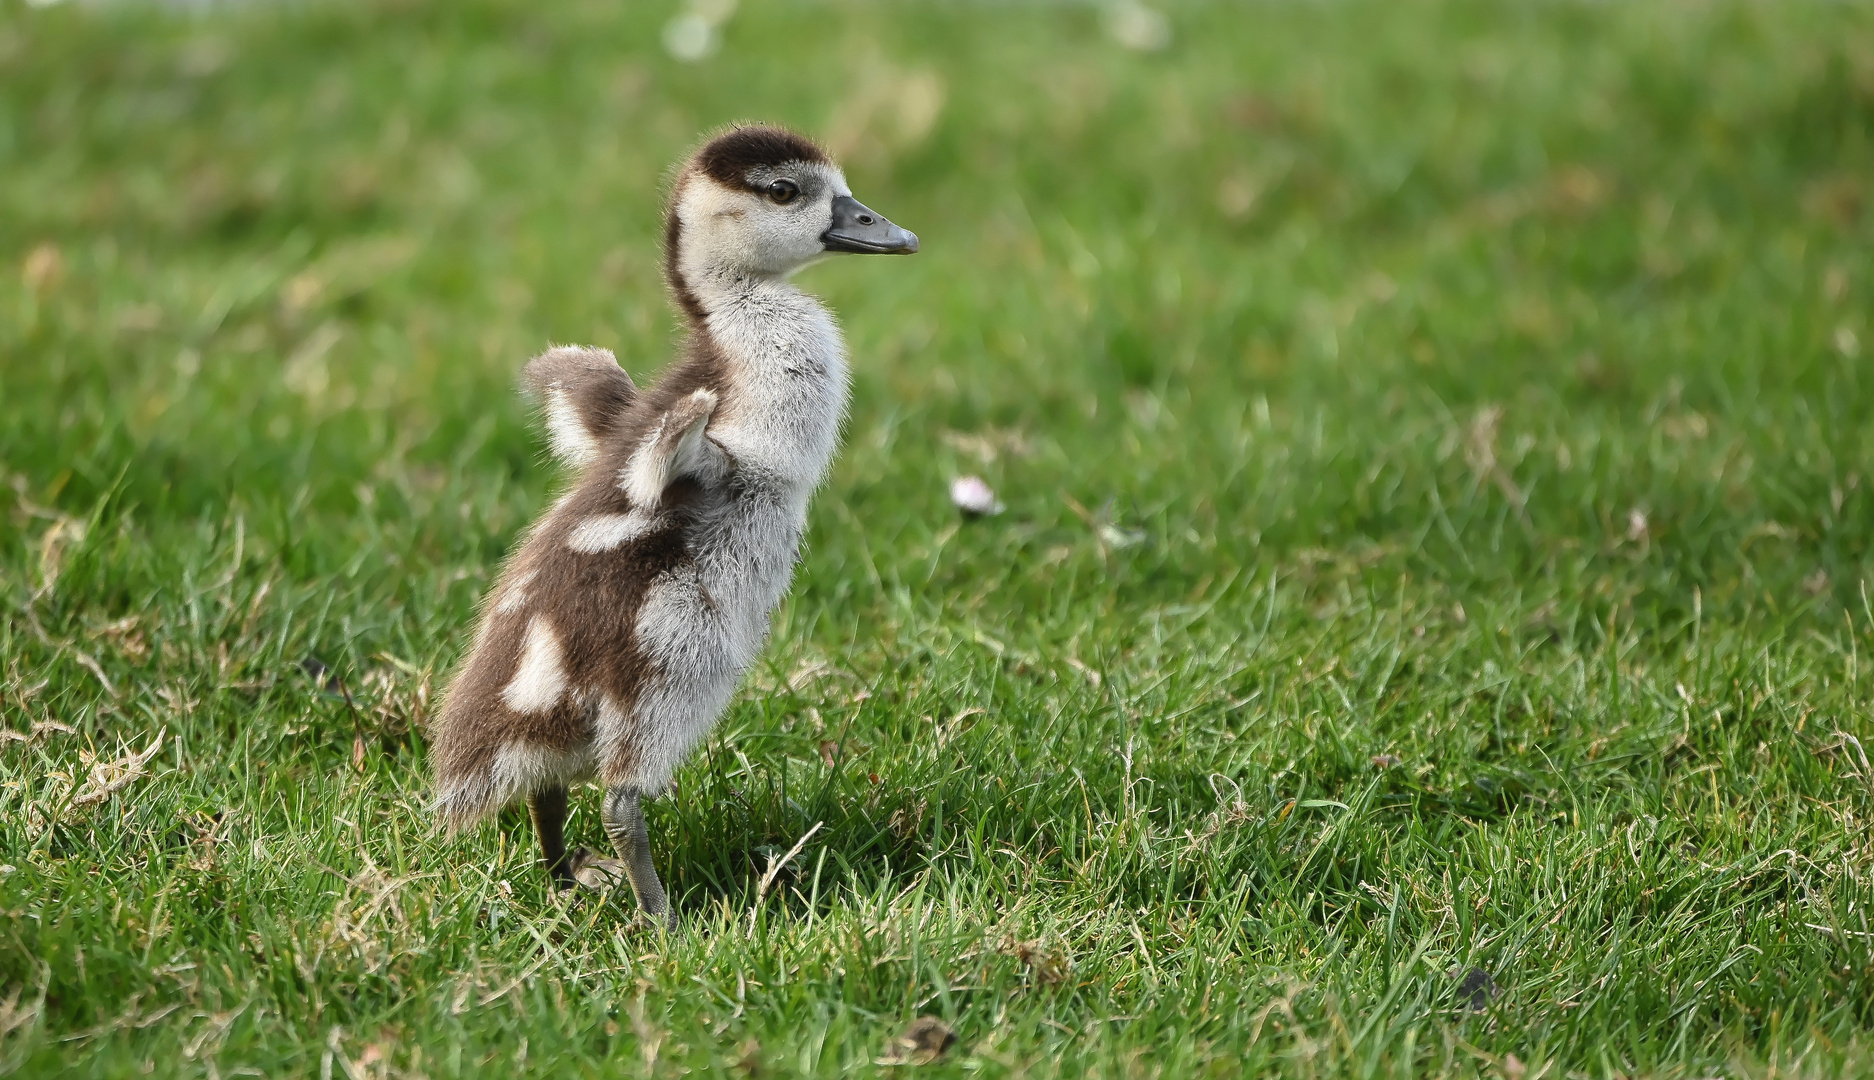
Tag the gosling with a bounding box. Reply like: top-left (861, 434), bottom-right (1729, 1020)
top-left (430, 125), bottom-right (918, 925)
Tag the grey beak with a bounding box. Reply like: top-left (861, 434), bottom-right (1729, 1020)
top-left (822, 195), bottom-right (919, 254)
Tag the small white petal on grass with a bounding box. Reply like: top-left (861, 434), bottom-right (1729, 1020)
top-left (663, 0), bottom-right (736, 62)
top-left (663, 15), bottom-right (716, 61)
top-left (1104, 0), bottom-right (1172, 51)
top-left (950, 476), bottom-right (1005, 517)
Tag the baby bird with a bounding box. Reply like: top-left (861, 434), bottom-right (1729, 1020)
top-left (430, 125), bottom-right (917, 924)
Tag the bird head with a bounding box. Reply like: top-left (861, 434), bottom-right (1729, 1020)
top-left (666, 124), bottom-right (918, 286)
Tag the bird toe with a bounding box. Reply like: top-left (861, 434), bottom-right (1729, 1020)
top-left (569, 849), bottom-right (630, 892)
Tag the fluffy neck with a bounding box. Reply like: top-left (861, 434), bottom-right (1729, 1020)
top-left (665, 221), bottom-right (811, 320)
top-left (691, 263), bottom-right (845, 386)
top-left (678, 258), bottom-right (801, 316)
top-left (663, 214), bottom-right (848, 489)
top-left (664, 205), bottom-right (840, 370)
top-left (663, 200), bottom-right (711, 324)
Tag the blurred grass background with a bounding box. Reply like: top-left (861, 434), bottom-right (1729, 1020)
top-left (2, 0), bottom-right (1873, 1075)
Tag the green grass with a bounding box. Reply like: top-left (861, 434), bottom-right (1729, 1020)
top-left (3, 0), bottom-right (1874, 1074)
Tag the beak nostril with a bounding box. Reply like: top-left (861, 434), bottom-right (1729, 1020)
top-left (858, 215), bottom-right (874, 225)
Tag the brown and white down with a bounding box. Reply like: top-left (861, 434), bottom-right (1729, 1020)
top-left (429, 126), bottom-right (918, 925)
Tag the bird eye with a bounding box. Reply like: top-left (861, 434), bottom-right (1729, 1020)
top-left (767, 178), bottom-right (800, 205)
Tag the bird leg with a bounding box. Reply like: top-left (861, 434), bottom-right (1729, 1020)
top-left (602, 784), bottom-right (675, 927)
top-left (527, 785), bottom-right (579, 890)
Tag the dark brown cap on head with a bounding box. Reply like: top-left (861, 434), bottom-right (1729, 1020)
top-left (692, 125), bottom-right (830, 192)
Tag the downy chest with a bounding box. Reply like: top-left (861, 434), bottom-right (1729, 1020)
top-left (702, 284), bottom-right (850, 492)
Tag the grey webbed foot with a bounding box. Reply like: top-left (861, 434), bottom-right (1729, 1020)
top-left (553, 852), bottom-right (674, 929)
top-left (566, 846), bottom-right (629, 892)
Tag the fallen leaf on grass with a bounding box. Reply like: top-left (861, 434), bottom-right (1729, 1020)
top-left (880, 1016), bottom-right (956, 1065)
top-left (70, 733), bottom-right (165, 808)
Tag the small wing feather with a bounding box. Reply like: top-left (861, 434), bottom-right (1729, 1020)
top-left (524, 345), bottom-right (638, 468)
top-left (622, 388), bottom-right (721, 507)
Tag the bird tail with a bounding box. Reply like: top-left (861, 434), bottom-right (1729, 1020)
top-left (431, 772), bottom-right (505, 833)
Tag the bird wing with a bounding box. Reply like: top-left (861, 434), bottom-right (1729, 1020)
top-left (622, 388), bottom-right (725, 508)
top-left (524, 345), bottom-right (638, 468)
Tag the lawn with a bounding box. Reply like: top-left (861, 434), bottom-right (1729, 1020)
top-left (3, 0), bottom-right (1874, 1075)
